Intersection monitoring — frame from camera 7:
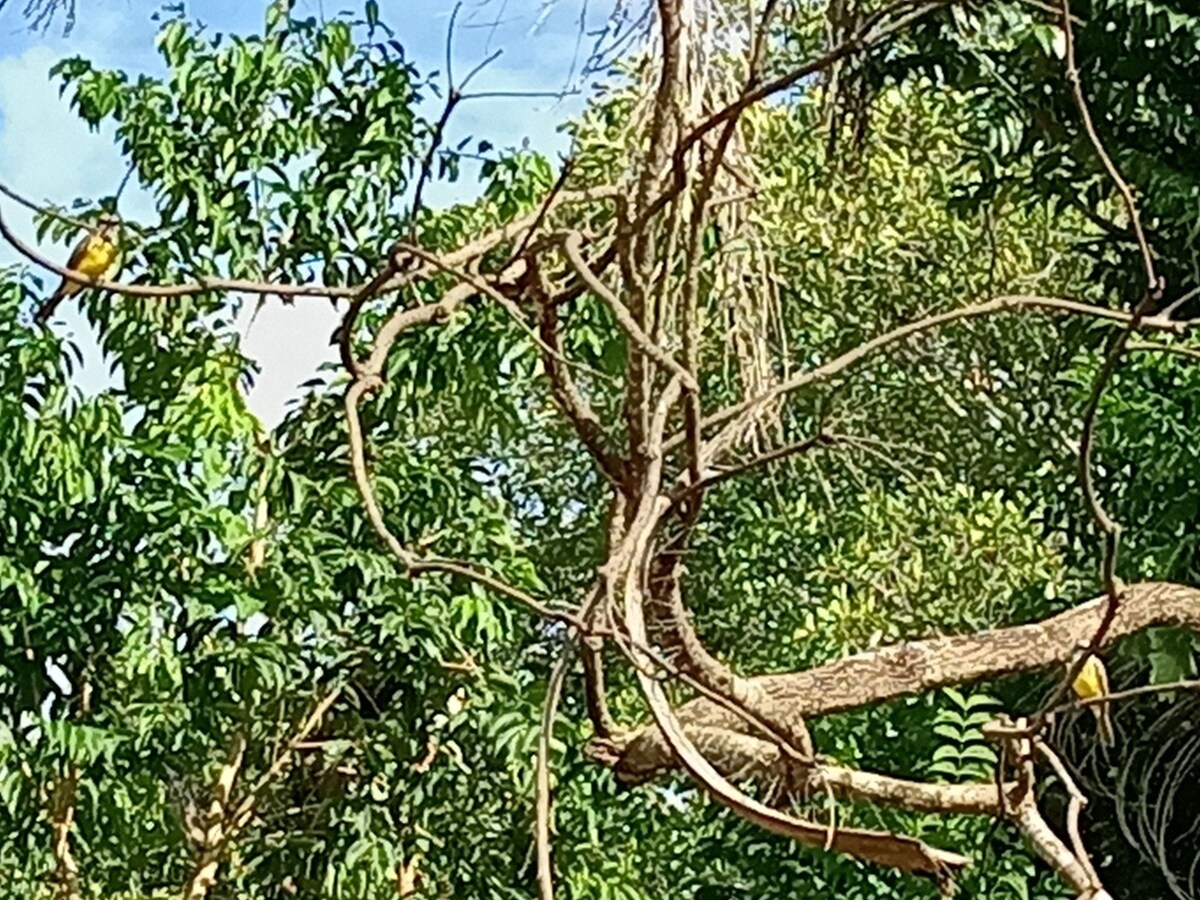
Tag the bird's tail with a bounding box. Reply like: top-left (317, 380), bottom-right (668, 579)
top-left (1091, 702), bottom-right (1115, 748)
top-left (33, 292), bottom-right (63, 325)
top-left (34, 280), bottom-right (72, 325)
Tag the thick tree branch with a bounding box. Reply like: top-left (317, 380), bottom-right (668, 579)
top-left (623, 560), bottom-right (970, 880)
top-left (636, 0), bottom-right (956, 229)
top-left (47, 768), bottom-right (80, 900)
top-left (182, 734), bottom-right (247, 900)
top-left (613, 582), bottom-right (1200, 782)
top-left (999, 726), bottom-right (1110, 900)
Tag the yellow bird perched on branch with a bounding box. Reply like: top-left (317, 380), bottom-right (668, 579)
top-left (1069, 652), bottom-right (1115, 747)
top-left (34, 212), bottom-right (121, 324)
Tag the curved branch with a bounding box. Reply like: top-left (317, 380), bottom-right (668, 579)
top-left (624, 588), bottom-right (970, 878)
top-left (1047, 0), bottom-right (1164, 692)
top-left (672, 294), bottom-right (1189, 457)
top-left (1060, 0), bottom-right (1157, 291)
top-left (342, 282), bottom-right (589, 632)
top-left (1035, 740), bottom-right (1103, 890)
top-left (1000, 726), bottom-right (1109, 900)
top-left (535, 643), bottom-right (572, 900)
top-left (638, 679), bottom-right (970, 876)
top-left (606, 384), bottom-right (968, 881)
top-left (560, 232), bottom-right (698, 392)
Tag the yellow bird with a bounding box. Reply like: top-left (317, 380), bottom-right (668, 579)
top-left (35, 212), bottom-right (121, 324)
top-left (1069, 652), bottom-right (1115, 747)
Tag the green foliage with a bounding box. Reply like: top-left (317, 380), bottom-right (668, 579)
top-left (884, 0), bottom-right (1200, 300)
top-left (51, 6), bottom-right (423, 288)
top-left (927, 689), bottom-right (1000, 783)
top-left (5, 1), bottom-right (1199, 898)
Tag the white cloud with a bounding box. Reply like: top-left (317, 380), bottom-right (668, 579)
top-left (235, 298), bottom-right (342, 428)
top-left (0, 47), bottom-right (125, 207)
top-left (0, 24), bottom-right (334, 426)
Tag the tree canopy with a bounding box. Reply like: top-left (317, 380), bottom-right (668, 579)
top-left (2, 1), bottom-right (1200, 899)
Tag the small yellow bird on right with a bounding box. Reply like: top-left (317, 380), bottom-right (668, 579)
top-left (35, 212), bottom-right (121, 324)
top-left (1069, 652), bottom-right (1115, 747)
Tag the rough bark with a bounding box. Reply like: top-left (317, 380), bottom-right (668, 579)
top-left (48, 769), bottom-right (80, 900)
top-left (182, 735), bottom-right (246, 900)
top-left (611, 582), bottom-right (1200, 783)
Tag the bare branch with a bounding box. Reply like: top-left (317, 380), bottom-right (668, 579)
top-left (532, 261), bottom-right (628, 485)
top-left (1060, 0), bottom-right (1158, 291)
top-left (624, 596), bottom-right (970, 879)
top-left (1049, 676), bottom-right (1200, 715)
top-left (560, 231), bottom-right (698, 391)
top-left (0, 204), bottom-right (358, 301)
top-left (671, 432), bottom-right (835, 499)
top-left (1035, 739), bottom-right (1103, 890)
top-left (1052, 0), bottom-right (1166, 715)
top-left (673, 294), bottom-right (1189, 458)
top-left (637, 0), bottom-right (956, 228)
top-left (612, 582), bottom-right (1200, 783)
top-left (1128, 339), bottom-right (1200, 363)
top-left (535, 643), bottom-right (572, 900)
top-left (0, 180), bottom-right (96, 232)
top-left (996, 724), bottom-right (1104, 899)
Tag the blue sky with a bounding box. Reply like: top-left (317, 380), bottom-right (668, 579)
top-left (0, 0), bottom-right (608, 425)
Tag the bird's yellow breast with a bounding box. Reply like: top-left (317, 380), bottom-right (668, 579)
top-left (76, 236), bottom-right (118, 278)
top-left (1071, 655), bottom-right (1107, 700)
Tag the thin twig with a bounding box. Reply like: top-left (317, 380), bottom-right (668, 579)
top-left (0, 181), bottom-right (94, 231)
top-left (401, 243), bottom-right (612, 381)
top-left (1034, 739), bottom-right (1102, 890)
top-left (671, 432), bottom-right (835, 499)
top-left (667, 294), bottom-right (1188, 456)
top-left (1054, 0), bottom-right (1164, 717)
top-left (535, 642), bottom-right (573, 900)
top-left (239, 688), bottom-right (344, 806)
top-left (0, 205), bottom-right (357, 300)
top-left (560, 231), bottom-right (698, 391)
top-left (408, 4), bottom-right (501, 241)
top-left (1048, 677), bottom-right (1200, 716)
top-left (1127, 340), bottom-right (1200, 363)
top-left (1061, 0), bottom-right (1157, 291)
top-left (1160, 285), bottom-right (1200, 319)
